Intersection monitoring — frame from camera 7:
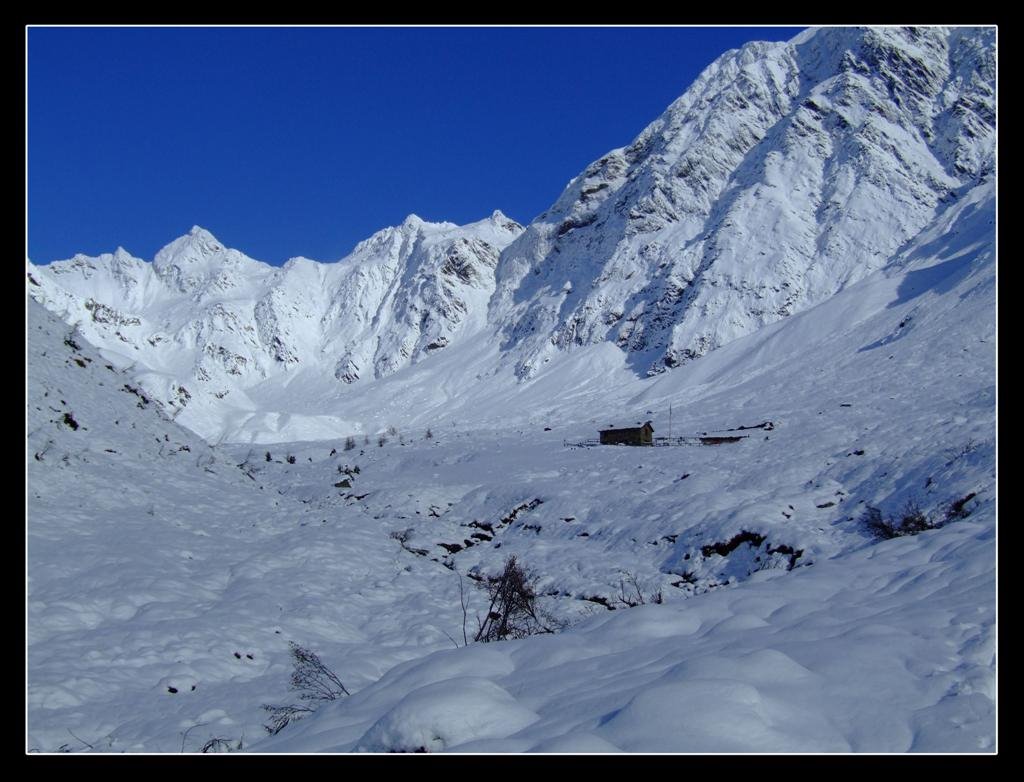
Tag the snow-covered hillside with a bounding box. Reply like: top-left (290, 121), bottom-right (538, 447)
top-left (27, 24), bottom-right (995, 753)
top-left (26, 300), bottom-right (489, 752)
top-left (27, 173), bottom-right (994, 751)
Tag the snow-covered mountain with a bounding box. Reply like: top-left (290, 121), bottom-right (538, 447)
top-left (490, 26), bottom-right (995, 379)
top-left (29, 212), bottom-right (523, 439)
top-left (28, 27), bottom-right (994, 445)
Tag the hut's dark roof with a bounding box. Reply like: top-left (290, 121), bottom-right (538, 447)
top-left (599, 421), bottom-right (654, 433)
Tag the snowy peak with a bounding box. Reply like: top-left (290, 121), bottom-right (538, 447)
top-left (151, 226), bottom-right (268, 294)
top-left (153, 225), bottom-right (225, 269)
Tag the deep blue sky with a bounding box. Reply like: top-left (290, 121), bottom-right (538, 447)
top-left (28, 26), bottom-right (803, 266)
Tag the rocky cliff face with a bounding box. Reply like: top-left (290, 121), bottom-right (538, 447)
top-left (489, 26), bottom-right (995, 378)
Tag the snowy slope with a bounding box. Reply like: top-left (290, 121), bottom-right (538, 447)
top-left (27, 172), bottom-right (994, 752)
top-left (26, 300), bottom-right (493, 752)
top-left (256, 517), bottom-right (995, 753)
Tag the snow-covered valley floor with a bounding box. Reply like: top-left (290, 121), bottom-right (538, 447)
top-left (27, 182), bottom-right (995, 752)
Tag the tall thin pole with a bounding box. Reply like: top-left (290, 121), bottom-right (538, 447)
top-left (669, 404), bottom-right (673, 441)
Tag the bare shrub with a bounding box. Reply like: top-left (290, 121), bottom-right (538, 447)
top-left (861, 499), bottom-right (936, 540)
top-left (262, 642), bottom-right (349, 735)
top-left (615, 571), bottom-right (663, 608)
top-left (474, 556), bottom-right (555, 642)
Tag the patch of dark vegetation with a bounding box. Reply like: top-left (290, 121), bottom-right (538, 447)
top-left (816, 501), bottom-right (836, 508)
top-left (390, 528), bottom-right (429, 556)
top-left (701, 530), bottom-right (766, 558)
top-left (863, 492), bottom-right (981, 541)
top-left (861, 501), bottom-right (930, 539)
top-left (498, 498), bottom-right (544, 528)
top-left (579, 594), bottom-right (615, 610)
top-left (671, 571), bottom-right (698, 587)
top-left (61, 412), bottom-right (80, 430)
top-left (944, 492), bottom-right (978, 521)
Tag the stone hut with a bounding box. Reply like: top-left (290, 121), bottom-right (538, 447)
top-left (599, 421), bottom-right (654, 446)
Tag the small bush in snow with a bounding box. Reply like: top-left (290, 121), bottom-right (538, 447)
top-left (261, 702), bottom-right (315, 736)
top-left (615, 571), bottom-right (663, 607)
top-left (262, 642), bottom-right (349, 735)
top-left (200, 736), bottom-right (242, 753)
top-left (286, 454), bottom-right (296, 465)
top-left (896, 500), bottom-right (929, 535)
top-left (344, 436), bottom-right (356, 451)
top-left (474, 556), bottom-right (555, 642)
top-left (942, 492), bottom-right (978, 523)
top-left (861, 500), bottom-right (935, 540)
